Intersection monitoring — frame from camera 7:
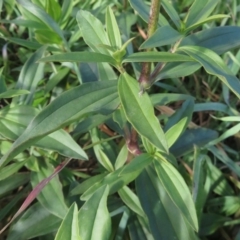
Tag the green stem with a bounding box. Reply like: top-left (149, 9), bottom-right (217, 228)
top-left (138, 0), bottom-right (161, 91)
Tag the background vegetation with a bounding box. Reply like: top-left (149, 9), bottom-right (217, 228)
top-left (0, 0), bottom-right (240, 239)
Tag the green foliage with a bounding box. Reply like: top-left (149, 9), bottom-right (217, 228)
top-left (0, 0), bottom-right (240, 239)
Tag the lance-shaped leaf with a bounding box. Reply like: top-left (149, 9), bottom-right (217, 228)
top-left (180, 26), bottom-right (240, 55)
top-left (118, 73), bottom-right (168, 153)
top-left (31, 161), bottom-right (69, 219)
top-left (165, 99), bottom-right (194, 147)
top-left (122, 52), bottom-right (193, 63)
top-left (154, 160), bottom-right (198, 231)
top-left (0, 89), bottom-right (29, 99)
top-left (179, 46), bottom-right (240, 99)
top-left (81, 153), bottom-right (153, 200)
top-left (0, 81), bottom-right (119, 167)
top-left (184, 0), bottom-right (220, 27)
top-left (140, 25), bottom-right (182, 49)
top-left (55, 203), bottom-right (81, 240)
top-left (0, 105), bottom-right (88, 160)
top-left (78, 185), bottom-right (111, 240)
top-left (106, 7), bottom-right (121, 49)
top-left (39, 52), bottom-right (117, 66)
top-left (136, 166), bottom-right (198, 240)
top-left (76, 10), bottom-right (110, 55)
top-left (17, 0), bottom-right (65, 43)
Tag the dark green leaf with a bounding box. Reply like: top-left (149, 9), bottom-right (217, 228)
top-left (180, 26), bottom-right (240, 55)
top-left (0, 81), bottom-right (119, 167)
top-left (170, 128), bottom-right (218, 157)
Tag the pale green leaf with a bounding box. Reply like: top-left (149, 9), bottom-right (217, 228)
top-left (118, 186), bottom-right (146, 217)
top-left (106, 7), bottom-right (121, 48)
top-left (78, 185), bottom-right (111, 240)
top-left (55, 203), bottom-right (81, 240)
top-left (76, 10), bottom-right (110, 55)
top-left (154, 160), bottom-right (198, 231)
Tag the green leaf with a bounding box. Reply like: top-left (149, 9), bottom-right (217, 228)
top-left (184, 0), bottom-right (220, 27)
top-left (192, 154), bottom-right (207, 219)
top-left (0, 81), bottom-right (119, 167)
top-left (179, 46), bottom-right (240, 99)
top-left (162, 0), bottom-right (181, 29)
top-left (45, 0), bottom-right (61, 22)
top-left (81, 154), bottom-right (153, 200)
top-left (0, 173), bottom-right (30, 196)
top-left (90, 128), bottom-right (114, 172)
top-left (0, 160), bottom-right (27, 181)
top-left (72, 114), bottom-right (110, 139)
top-left (0, 105), bottom-right (88, 160)
top-left (118, 73), bottom-right (168, 153)
top-left (165, 99), bottom-right (194, 147)
top-left (76, 10), bottom-right (110, 55)
top-left (155, 62), bottom-right (201, 80)
top-left (78, 185), bottom-right (111, 240)
top-left (208, 146), bottom-right (240, 177)
top-left (35, 29), bottom-right (62, 44)
top-left (15, 46), bottom-right (46, 105)
top-left (154, 159), bottom-right (198, 231)
top-left (55, 203), bottom-right (80, 240)
top-left (114, 144), bottom-right (128, 170)
top-left (60, 0), bottom-right (73, 27)
top-left (0, 89), bottom-right (29, 99)
top-left (118, 186), bottom-right (146, 217)
top-left (123, 52), bottom-right (193, 63)
top-left (7, 203), bottom-right (61, 240)
top-left (170, 128), bottom-right (218, 157)
top-left (39, 52), bottom-right (117, 66)
top-left (128, 215), bottom-right (154, 240)
top-left (106, 7), bottom-right (121, 48)
top-left (151, 93), bottom-right (194, 106)
top-left (70, 173), bottom-right (108, 196)
top-left (45, 68), bottom-right (70, 93)
top-left (31, 161), bottom-right (68, 219)
top-left (206, 159), bottom-right (234, 196)
top-left (136, 166), bottom-right (198, 240)
top-left (180, 26), bottom-right (240, 55)
top-left (140, 25), bottom-right (182, 49)
top-left (17, 0), bottom-right (65, 43)
top-left (185, 14), bottom-right (229, 33)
